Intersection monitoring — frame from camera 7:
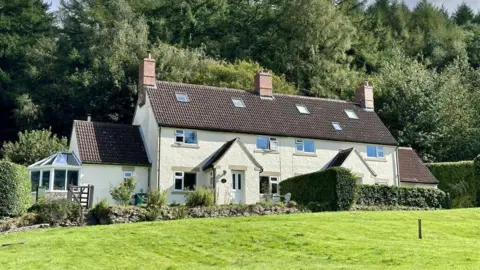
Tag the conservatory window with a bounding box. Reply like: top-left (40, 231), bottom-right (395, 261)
top-left (31, 171), bottom-right (40, 192)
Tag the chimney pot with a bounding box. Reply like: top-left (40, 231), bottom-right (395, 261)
top-left (254, 70), bottom-right (273, 97)
top-left (138, 54), bottom-right (156, 107)
top-left (87, 114), bottom-right (91, 122)
top-left (356, 81), bottom-right (374, 111)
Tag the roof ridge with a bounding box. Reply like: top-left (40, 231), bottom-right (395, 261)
top-left (155, 80), bottom-right (352, 104)
top-left (74, 120), bottom-right (141, 128)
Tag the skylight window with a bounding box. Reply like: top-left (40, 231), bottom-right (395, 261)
top-left (175, 92), bottom-right (189, 103)
top-left (296, 104), bottom-right (310, 114)
top-left (232, 98), bottom-right (246, 108)
top-left (345, 109), bottom-right (358, 119)
top-left (332, 122), bottom-right (343, 131)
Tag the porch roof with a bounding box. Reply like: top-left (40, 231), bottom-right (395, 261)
top-left (203, 138), bottom-right (263, 172)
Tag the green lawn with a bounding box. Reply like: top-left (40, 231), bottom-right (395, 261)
top-left (0, 209), bottom-right (479, 269)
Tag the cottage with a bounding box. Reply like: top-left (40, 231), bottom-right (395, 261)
top-left (30, 54), bottom-right (438, 204)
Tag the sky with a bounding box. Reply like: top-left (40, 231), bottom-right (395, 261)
top-left (46, 0), bottom-right (480, 13)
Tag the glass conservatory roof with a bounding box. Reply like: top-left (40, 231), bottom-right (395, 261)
top-left (29, 152), bottom-right (82, 168)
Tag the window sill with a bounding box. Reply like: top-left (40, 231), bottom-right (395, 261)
top-left (171, 190), bottom-right (194, 195)
top-left (293, 152), bottom-right (317, 157)
top-left (254, 149), bottom-right (279, 154)
top-left (365, 157), bottom-right (387, 162)
top-left (171, 143), bottom-right (200, 149)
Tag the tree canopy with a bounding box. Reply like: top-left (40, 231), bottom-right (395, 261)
top-left (2, 0), bottom-right (480, 162)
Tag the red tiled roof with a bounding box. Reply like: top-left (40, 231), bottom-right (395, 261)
top-left (146, 81), bottom-right (398, 145)
top-left (398, 147), bottom-right (438, 184)
top-left (74, 121), bottom-right (150, 166)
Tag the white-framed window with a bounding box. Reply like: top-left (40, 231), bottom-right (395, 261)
top-left (124, 171), bottom-right (134, 180)
top-left (260, 176), bottom-right (279, 194)
top-left (296, 104), bottom-right (310, 114)
top-left (174, 172), bottom-right (197, 191)
top-left (209, 171), bottom-right (214, 187)
top-left (332, 122), bottom-right (343, 131)
top-left (295, 139), bottom-right (315, 153)
top-left (175, 130), bottom-right (198, 144)
top-left (345, 109), bottom-right (359, 119)
top-left (232, 98), bottom-right (246, 108)
top-left (256, 136), bottom-right (278, 151)
top-left (31, 169), bottom-right (77, 192)
top-left (367, 145), bottom-right (384, 158)
top-left (175, 92), bottom-right (189, 103)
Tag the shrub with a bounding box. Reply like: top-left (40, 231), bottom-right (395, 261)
top-left (89, 199), bottom-right (111, 225)
top-left (144, 189), bottom-right (168, 221)
top-left (0, 213), bottom-right (38, 232)
top-left (356, 185), bottom-right (447, 209)
top-left (110, 177), bottom-right (136, 205)
top-left (0, 160), bottom-right (31, 217)
top-left (30, 199), bottom-right (81, 226)
top-left (426, 161), bottom-right (478, 208)
top-left (185, 187), bottom-right (215, 207)
top-left (280, 167), bottom-right (357, 211)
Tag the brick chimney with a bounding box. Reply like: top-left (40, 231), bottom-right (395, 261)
top-left (254, 70), bottom-right (273, 97)
top-left (138, 53), bottom-right (156, 107)
top-left (356, 82), bottom-right (374, 111)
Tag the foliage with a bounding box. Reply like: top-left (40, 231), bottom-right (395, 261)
top-left (89, 199), bottom-right (111, 225)
top-left (185, 187), bottom-right (215, 208)
top-left (144, 188), bottom-right (168, 221)
top-left (0, 160), bottom-right (31, 217)
top-left (356, 185), bottom-right (447, 209)
top-left (0, 213), bottom-right (38, 232)
top-left (30, 199), bottom-right (81, 226)
top-left (1, 129), bottom-right (68, 166)
top-left (280, 167), bottom-right (357, 211)
top-left (427, 161), bottom-right (479, 208)
top-left (110, 177), bottom-right (136, 206)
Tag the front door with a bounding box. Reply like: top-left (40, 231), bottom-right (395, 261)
top-left (231, 171), bottom-right (244, 204)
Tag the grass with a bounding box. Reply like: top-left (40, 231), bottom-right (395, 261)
top-left (1, 209), bottom-right (479, 269)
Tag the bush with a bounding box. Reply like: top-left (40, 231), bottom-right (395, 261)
top-left (30, 199), bottom-right (81, 226)
top-left (280, 167), bottom-right (357, 211)
top-left (356, 185), bottom-right (447, 209)
top-left (144, 189), bottom-right (168, 221)
top-left (89, 199), bottom-right (111, 225)
top-left (185, 187), bottom-right (215, 207)
top-left (0, 213), bottom-right (38, 232)
top-left (426, 161), bottom-right (478, 208)
top-left (110, 177), bottom-right (136, 205)
top-left (0, 160), bottom-right (31, 217)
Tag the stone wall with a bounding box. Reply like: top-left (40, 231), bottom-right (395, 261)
top-left (91, 203), bottom-right (307, 225)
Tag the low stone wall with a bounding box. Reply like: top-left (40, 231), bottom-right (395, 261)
top-left (94, 204), bottom-right (307, 225)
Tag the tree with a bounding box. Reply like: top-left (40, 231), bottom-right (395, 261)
top-left (1, 129), bottom-right (68, 166)
top-left (453, 3), bottom-right (475, 25)
top-left (0, 0), bottom-right (55, 142)
top-left (110, 177), bottom-right (136, 205)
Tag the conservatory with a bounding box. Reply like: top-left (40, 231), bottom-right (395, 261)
top-left (28, 152), bottom-right (82, 193)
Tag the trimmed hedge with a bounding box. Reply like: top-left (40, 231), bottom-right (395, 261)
top-left (356, 185), bottom-right (447, 209)
top-left (279, 167), bottom-right (357, 211)
top-left (426, 161), bottom-right (478, 208)
top-left (0, 160), bottom-right (31, 216)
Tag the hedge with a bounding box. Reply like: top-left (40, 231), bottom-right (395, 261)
top-left (0, 160), bottom-right (31, 216)
top-left (426, 161), bottom-right (478, 208)
top-left (356, 185), bottom-right (447, 209)
top-left (279, 167), bottom-right (357, 211)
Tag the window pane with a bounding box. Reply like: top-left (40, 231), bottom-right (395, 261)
top-left (31, 171), bottom-right (40, 192)
top-left (184, 131), bottom-right (197, 144)
top-left (271, 183), bottom-right (278, 194)
top-left (232, 98), bottom-right (245, 108)
top-left (256, 137), bottom-right (269, 150)
top-left (176, 93), bottom-right (188, 102)
top-left (53, 170), bottom-right (66, 190)
top-left (184, 173), bottom-right (196, 190)
top-left (175, 136), bottom-right (184, 143)
top-left (269, 138), bottom-right (278, 150)
top-left (377, 147), bottom-right (384, 158)
top-left (54, 153), bottom-right (68, 165)
top-left (67, 171), bottom-right (79, 186)
top-left (345, 109), bottom-right (358, 119)
top-left (238, 174), bottom-right (242, 190)
top-left (41, 171), bottom-right (50, 190)
top-left (296, 143), bottom-right (303, 152)
top-left (232, 174), bottom-right (236, 189)
top-left (367, 146), bottom-right (377, 157)
top-left (332, 122), bottom-right (342, 131)
top-left (260, 176), bottom-right (269, 194)
top-left (175, 177), bottom-right (182, 190)
top-left (304, 140), bottom-right (315, 153)
top-left (67, 154), bottom-right (80, 166)
top-left (296, 105), bottom-right (310, 114)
